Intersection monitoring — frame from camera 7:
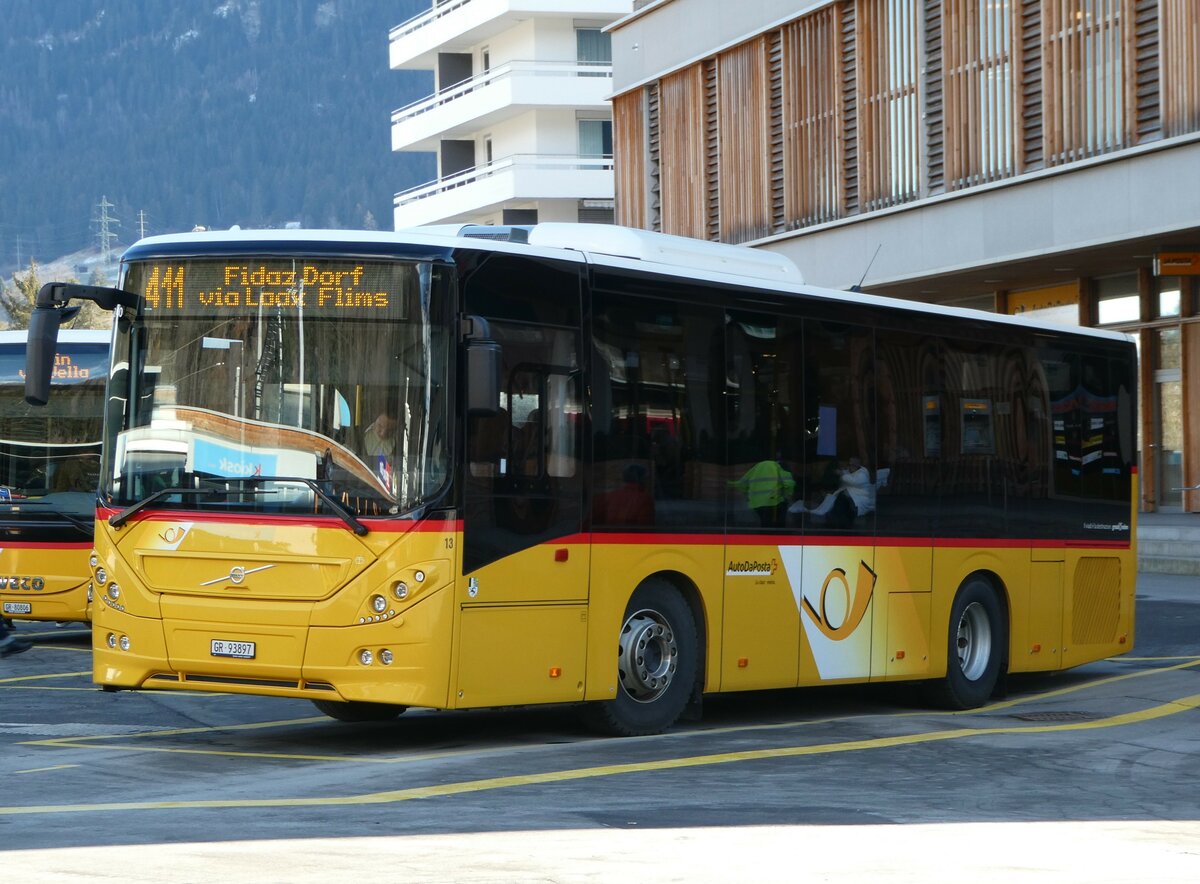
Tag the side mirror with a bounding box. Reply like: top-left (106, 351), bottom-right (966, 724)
top-left (25, 282), bottom-right (137, 407)
top-left (463, 316), bottom-right (501, 416)
top-left (24, 306), bottom-right (64, 407)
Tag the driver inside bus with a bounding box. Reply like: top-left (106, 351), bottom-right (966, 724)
top-left (363, 405), bottom-right (398, 458)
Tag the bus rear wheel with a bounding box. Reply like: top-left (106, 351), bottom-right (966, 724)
top-left (583, 579), bottom-right (698, 737)
top-left (312, 699), bottom-right (406, 723)
top-left (925, 576), bottom-right (1005, 709)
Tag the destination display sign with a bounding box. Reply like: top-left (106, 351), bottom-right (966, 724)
top-left (129, 260), bottom-right (414, 318)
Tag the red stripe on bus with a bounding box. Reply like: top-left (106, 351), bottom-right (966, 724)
top-left (0, 541), bottom-right (93, 550)
top-left (95, 507), bottom-right (460, 533)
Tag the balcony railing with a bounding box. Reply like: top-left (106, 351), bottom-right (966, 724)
top-left (389, 0), bottom-right (475, 44)
top-left (394, 153), bottom-right (615, 207)
top-left (392, 60), bottom-right (613, 127)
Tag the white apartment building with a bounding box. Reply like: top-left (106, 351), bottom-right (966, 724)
top-left (390, 0), bottom-right (631, 229)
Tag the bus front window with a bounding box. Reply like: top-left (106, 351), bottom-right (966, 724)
top-left (110, 259), bottom-right (450, 518)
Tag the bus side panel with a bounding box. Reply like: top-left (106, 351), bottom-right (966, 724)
top-left (455, 604), bottom-right (588, 708)
top-left (722, 540), bottom-right (800, 691)
top-left (1012, 560), bottom-right (1064, 673)
top-left (871, 545), bottom-right (933, 681)
top-left (584, 539), bottom-right (724, 701)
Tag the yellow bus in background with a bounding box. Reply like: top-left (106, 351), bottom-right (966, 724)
top-left (0, 328), bottom-right (108, 624)
top-left (24, 226), bottom-right (1137, 735)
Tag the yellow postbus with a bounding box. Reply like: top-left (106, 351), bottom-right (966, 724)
top-left (24, 226), bottom-right (1137, 735)
top-left (0, 328), bottom-right (108, 624)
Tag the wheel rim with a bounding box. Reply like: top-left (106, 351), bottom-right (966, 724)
top-left (956, 600), bottom-right (992, 682)
top-left (618, 608), bottom-right (678, 703)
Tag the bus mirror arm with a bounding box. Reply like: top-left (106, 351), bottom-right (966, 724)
top-left (26, 283), bottom-right (141, 407)
top-left (463, 315), bottom-right (501, 417)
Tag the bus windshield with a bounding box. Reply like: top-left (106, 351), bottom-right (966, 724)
top-left (0, 334), bottom-right (108, 523)
top-left (108, 258), bottom-right (451, 519)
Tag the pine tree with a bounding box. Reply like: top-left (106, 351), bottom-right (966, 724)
top-left (0, 259), bottom-right (41, 328)
top-left (0, 260), bottom-right (111, 330)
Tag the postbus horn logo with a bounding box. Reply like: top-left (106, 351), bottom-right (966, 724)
top-left (802, 560), bottom-right (877, 641)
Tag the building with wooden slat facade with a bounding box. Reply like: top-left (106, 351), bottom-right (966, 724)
top-left (610, 0), bottom-right (1200, 513)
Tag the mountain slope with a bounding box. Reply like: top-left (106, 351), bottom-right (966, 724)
top-left (0, 0), bottom-right (434, 272)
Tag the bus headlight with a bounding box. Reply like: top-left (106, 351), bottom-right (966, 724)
top-left (119, 636), bottom-right (131, 651)
top-left (106, 633), bottom-right (117, 649)
top-left (95, 567), bottom-right (107, 585)
top-left (107, 583), bottom-right (121, 601)
top-left (380, 649), bottom-right (394, 665)
top-left (359, 649), bottom-right (373, 666)
top-left (393, 582), bottom-right (408, 600)
top-left (371, 594), bottom-right (387, 614)
top-left (89, 552), bottom-right (99, 569)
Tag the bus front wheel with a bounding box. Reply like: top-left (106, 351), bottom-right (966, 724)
top-left (584, 579), bottom-right (698, 737)
top-left (926, 576), bottom-right (1006, 709)
top-left (312, 699), bottom-right (406, 723)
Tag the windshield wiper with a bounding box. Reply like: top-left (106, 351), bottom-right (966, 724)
top-left (238, 476), bottom-right (369, 536)
top-left (110, 476), bottom-right (369, 535)
top-left (109, 487), bottom-right (227, 529)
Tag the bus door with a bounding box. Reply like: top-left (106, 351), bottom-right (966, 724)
top-left (457, 319), bottom-right (589, 707)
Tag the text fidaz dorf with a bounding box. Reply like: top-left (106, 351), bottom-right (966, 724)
top-left (143, 264), bottom-right (389, 310)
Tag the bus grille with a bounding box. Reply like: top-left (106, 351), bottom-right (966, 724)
top-left (1072, 557), bottom-right (1121, 644)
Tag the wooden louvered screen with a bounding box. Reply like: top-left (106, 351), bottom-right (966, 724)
top-left (660, 67), bottom-right (708, 238)
top-left (704, 60), bottom-right (720, 240)
top-left (1131, 0), bottom-right (1160, 141)
top-left (782, 7), bottom-right (845, 228)
top-left (769, 31), bottom-right (786, 234)
top-left (924, 0), bottom-right (945, 194)
top-left (718, 38), bottom-right (771, 243)
top-left (613, 89), bottom-right (646, 228)
top-left (942, 0), bottom-right (1016, 189)
top-left (1042, 0), bottom-right (1130, 164)
top-left (1160, 0), bottom-right (1199, 135)
top-left (842, 0), bottom-right (860, 214)
top-left (1017, 0), bottom-right (1044, 170)
top-left (646, 82), bottom-right (662, 231)
top-left (857, 0), bottom-right (921, 210)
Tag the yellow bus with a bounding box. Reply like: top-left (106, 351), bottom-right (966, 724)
top-left (24, 226), bottom-right (1137, 735)
top-left (0, 329), bottom-right (108, 624)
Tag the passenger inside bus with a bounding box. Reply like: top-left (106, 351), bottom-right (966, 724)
top-left (594, 463), bottom-right (655, 526)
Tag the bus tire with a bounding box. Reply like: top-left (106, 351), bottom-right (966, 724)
top-left (925, 576), bottom-right (1006, 709)
top-left (583, 579), bottom-right (698, 737)
top-left (312, 699), bottom-right (406, 723)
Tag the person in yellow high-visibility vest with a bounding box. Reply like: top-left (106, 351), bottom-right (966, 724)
top-left (732, 456), bottom-right (796, 528)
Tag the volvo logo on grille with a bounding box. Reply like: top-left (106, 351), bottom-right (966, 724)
top-left (199, 564), bottom-right (274, 587)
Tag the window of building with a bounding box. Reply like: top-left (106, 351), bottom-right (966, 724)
top-left (943, 0), bottom-right (1015, 187)
top-left (1095, 273), bottom-right (1140, 325)
top-left (1043, 0), bottom-right (1126, 163)
top-left (576, 27), bottom-right (612, 69)
top-left (578, 119), bottom-right (613, 157)
top-left (1161, 0), bottom-right (1200, 135)
top-left (857, 0), bottom-right (921, 207)
top-left (781, 8), bottom-right (843, 227)
top-left (1156, 326), bottom-right (1181, 371)
top-left (1158, 279), bottom-right (1182, 318)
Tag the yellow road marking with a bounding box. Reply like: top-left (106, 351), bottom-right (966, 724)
top-left (0, 672), bottom-right (91, 685)
top-left (2, 692), bottom-right (1198, 816)
top-left (17, 658), bottom-right (1200, 765)
top-left (15, 765), bottom-right (78, 774)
